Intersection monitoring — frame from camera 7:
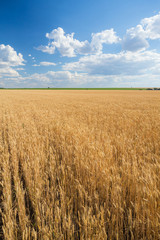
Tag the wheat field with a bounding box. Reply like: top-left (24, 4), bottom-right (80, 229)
top-left (0, 90), bottom-right (159, 240)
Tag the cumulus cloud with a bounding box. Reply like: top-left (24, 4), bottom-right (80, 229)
top-left (122, 12), bottom-right (160, 52)
top-left (36, 27), bottom-right (120, 57)
top-left (0, 67), bottom-right (20, 77)
top-left (33, 61), bottom-right (56, 67)
top-left (32, 71), bottom-right (83, 83)
top-left (32, 64), bottom-right (39, 67)
top-left (91, 29), bottom-right (120, 53)
top-left (122, 25), bottom-right (149, 52)
top-left (141, 12), bottom-right (160, 39)
top-left (26, 71), bottom-right (115, 86)
top-left (40, 61), bottom-right (56, 66)
top-left (12, 71), bottom-right (91, 87)
top-left (4, 68), bottom-right (160, 88)
top-left (37, 45), bottom-right (56, 55)
top-left (0, 44), bottom-right (24, 67)
top-left (0, 44), bottom-right (24, 78)
top-left (63, 50), bottom-right (160, 75)
top-left (15, 68), bottom-right (25, 71)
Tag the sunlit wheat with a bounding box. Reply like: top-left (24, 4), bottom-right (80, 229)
top-left (0, 90), bottom-right (159, 240)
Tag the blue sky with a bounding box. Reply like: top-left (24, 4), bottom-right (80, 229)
top-left (1, 0), bottom-right (160, 87)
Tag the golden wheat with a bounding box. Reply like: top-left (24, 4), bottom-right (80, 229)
top-left (0, 90), bottom-right (159, 240)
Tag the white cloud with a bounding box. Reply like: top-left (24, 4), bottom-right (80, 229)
top-left (91, 29), bottom-right (120, 53)
top-left (13, 71), bottom-right (90, 86)
top-left (36, 27), bottom-right (120, 57)
top-left (0, 44), bottom-right (24, 78)
top-left (3, 69), bottom-right (160, 88)
top-left (122, 12), bottom-right (160, 52)
top-left (122, 25), bottom-right (149, 52)
top-left (141, 12), bottom-right (160, 39)
top-left (63, 50), bottom-right (160, 75)
top-left (15, 68), bottom-right (25, 71)
top-left (40, 61), bottom-right (56, 66)
top-left (12, 50), bottom-right (160, 87)
top-left (0, 44), bottom-right (24, 67)
top-left (37, 45), bottom-right (56, 55)
top-left (0, 67), bottom-right (20, 77)
top-left (37, 27), bottom-right (91, 57)
top-left (33, 62), bottom-right (57, 67)
top-left (33, 61), bottom-right (56, 67)
top-left (32, 64), bottom-right (39, 67)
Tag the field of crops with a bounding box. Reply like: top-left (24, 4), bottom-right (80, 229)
top-left (0, 90), bottom-right (159, 240)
